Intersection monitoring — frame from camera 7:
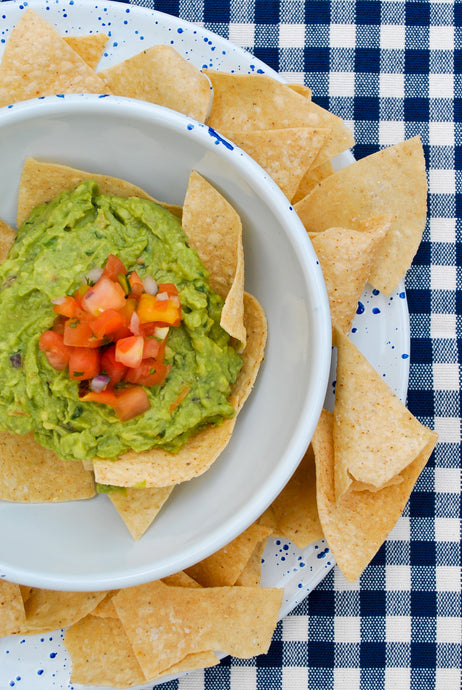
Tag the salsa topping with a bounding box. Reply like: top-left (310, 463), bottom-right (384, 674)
top-left (39, 254), bottom-right (182, 421)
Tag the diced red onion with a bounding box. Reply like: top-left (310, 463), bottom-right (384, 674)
top-left (51, 296), bottom-right (66, 305)
top-left (90, 374), bottom-right (111, 392)
top-left (129, 310), bottom-right (141, 335)
top-left (156, 291), bottom-right (169, 301)
top-left (85, 267), bottom-right (103, 284)
top-left (143, 275), bottom-right (158, 295)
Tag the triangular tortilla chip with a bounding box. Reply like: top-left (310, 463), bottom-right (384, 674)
top-left (18, 588), bottom-right (106, 634)
top-left (93, 292), bottom-right (266, 487)
top-left (313, 408), bottom-right (437, 581)
top-left (112, 580), bottom-right (282, 678)
top-left (268, 444), bottom-right (323, 549)
top-left (185, 523), bottom-right (272, 587)
top-left (0, 431), bottom-right (95, 502)
top-left (108, 486), bottom-right (173, 540)
top-left (205, 71), bottom-right (321, 131)
top-left (64, 33), bottom-right (108, 70)
top-left (235, 534), bottom-right (269, 586)
top-left (0, 218), bottom-right (16, 263)
top-left (222, 127), bottom-right (328, 201)
top-left (292, 160), bottom-right (334, 205)
top-left (0, 9), bottom-right (106, 107)
top-left (310, 217), bottom-right (390, 334)
top-left (295, 100), bottom-right (354, 167)
top-left (0, 581), bottom-right (26, 636)
top-left (98, 44), bottom-right (212, 123)
top-left (333, 328), bottom-right (438, 500)
top-left (295, 137), bottom-right (427, 295)
top-left (16, 158), bottom-right (181, 226)
top-left (182, 170), bottom-right (246, 345)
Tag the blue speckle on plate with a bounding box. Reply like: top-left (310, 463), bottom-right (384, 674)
top-left (208, 127), bottom-right (233, 150)
top-left (401, 353), bottom-right (409, 359)
top-left (356, 301), bottom-right (365, 315)
top-left (372, 307), bottom-right (381, 314)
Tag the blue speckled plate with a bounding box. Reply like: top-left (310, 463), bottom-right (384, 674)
top-left (0, 1), bottom-right (410, 688)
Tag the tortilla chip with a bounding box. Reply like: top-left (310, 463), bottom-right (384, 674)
top-left (98, 44), bottom-right (212, 123)
top-left (235, 534), bottom-right (269, 586)
top-left (310, 217), bottom-right (390, 334)
top-left (0, 581), bottom-right (26, 637)
top-left (93, 291), bottom-right (266, 487)
top-left (182, 170), bottom-right (246, 345)
top-left (90, 592), bottom-right (118, 619)
top-left (0, 9), bottom-right (106, 107)
top-left (108, 486), bottom-right (173, 540)
top-left (0, 431), bottom-right (95, 502)
top-left (295, 137), bottom-right (427, 295)
top-left (185, 523), bottom-right (272, 587)
top-left (64, 34), bottom-right (108, 70)
top-left (162, 571), bottom-right (202, 588)
top-left (288, 83), bottom-right (312, 99)
top-left (19, 588), bottom-right (106, 634)
top-left (17, 158), bottom-right (181, 226)
top-left (313, 409), bottom-right (437, 581)
top-left (66, 615), bottom-right (146, 687)
top-left (333, 328), bottom-right (438, 500)
top-left (292, 160), bottom-right (335, 204)
top-left (0, 218), bottom-right (16, 263)
top-left (222, 128), bottom-right (328, 201)
top-left (268, 444), bottom-right (323, 549)
top-left (298, 100), bottom-right (354, 167)
top-left (206, 71), bottom-right (321, 131)
top-left (113, 580), bottom-right (282, 678)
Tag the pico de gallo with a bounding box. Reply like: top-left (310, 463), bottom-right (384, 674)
top-left (38, 254), bottom-right (182, 422)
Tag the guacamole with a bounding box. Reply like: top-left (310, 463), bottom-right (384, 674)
top-left (0, 180), bottom-right (242, 461)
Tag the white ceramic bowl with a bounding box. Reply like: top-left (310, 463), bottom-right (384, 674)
top-left (0, 94), bottom-right (331, 591)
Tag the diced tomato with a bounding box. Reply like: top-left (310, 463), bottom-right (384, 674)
top-left (157, 282), bottom-right (179, 298)
top-left (63, 319), bottom-right (103, 349)
top-left (79, 389), bottom-right (119, 406)
top-left (81, 277), bottom-right (126, 316)
top-left (128, 271), bottom-right (144, 299)
top-left (100, 345), bottom-right (128, 385)
top-left (142, 335), bottom-right (166, 360)
top-left (38, 330), bottom-right (71, 370)
top-left (102, 254), bottom-right (127, 281)
top-left (90, 309), bottom-right (126, 339)
top-left (52, 295), bottom-right (79, 318)
top-left (113, 386), bottom-right (150, 421)
top-left (136, 292), bottom-right (181, 326)
top-left (115, 335), bottom-right (144, 368)
top-left (125, 358), bottom-right (170, 387)
top-left (68, 347), bottom-right (100, 380)
top-left (74, 283), bottom-right (90, 308)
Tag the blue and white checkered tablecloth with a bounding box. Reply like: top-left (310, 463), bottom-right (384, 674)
top-left (123, 1), bottom-right (459, 689)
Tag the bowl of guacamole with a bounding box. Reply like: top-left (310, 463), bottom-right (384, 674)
top-left (0, 94), bottom-right (331, 590)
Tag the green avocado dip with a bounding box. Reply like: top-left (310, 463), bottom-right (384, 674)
top-left (0, 179), bottom-right (242, 462)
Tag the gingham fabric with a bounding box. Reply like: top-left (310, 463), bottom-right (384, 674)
top-left (125, 1), bottom-right (461, 689)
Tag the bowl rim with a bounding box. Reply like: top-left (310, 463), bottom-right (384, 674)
top-left (0, 93), bottom-right (332, 590)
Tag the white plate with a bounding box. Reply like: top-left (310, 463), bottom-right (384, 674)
top-left (0, 1), bottom-right (410, 688)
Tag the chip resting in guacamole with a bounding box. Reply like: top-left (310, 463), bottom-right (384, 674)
top-left (0, 179), bottom-right (243, 463)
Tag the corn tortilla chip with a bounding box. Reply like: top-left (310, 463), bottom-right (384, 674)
top-left (99, 44), bottom-right (212, 123)
top-left (234, 535), bottom-right (269, 586)
top-left (0, 581), bottom-right (26, 637)
top-left (64, 34), bottom-right (108, 70)
top-left (93, 291), bottom-right (266, 487)
top-left (313, 408), bottom-right (437, 581)
top-left (113, 580), bottom-right (282, 678)
top-left (222, 127), bottom-right (328, 201)
top-left (18, 588), bottom-right (106, 634)
top-left (310, 217), bottom-right (390, 334)
top-left (0, 9), bottom-right (106, 107)
top-left (66, 615), bottom-right (146, 687)
top-left (90, 592), bottom-right (118, 619)
top-left (298, 100), bottom-right (354, 167)
top-left (333, 327), bottom-right (438, 500)
top-left (0, 218), bottom-right (16, 263)
top-left (17, 158), bottom-right (181, 226)
top-left (292, 159), bottom-right (335, 204)
top-left (182, 170), bottom-right (246, 346)
top-left (162, 571), bottom-right (202, 588)
top-left (0, 431), bottom-right (95, 502)
top-left (205, 71), bottom-right (321, 131)
top-left (268, 444), bottom-right (323, 549)
top-left (288, 83), bottom-right (313, 99)
top-left (108, 486), bottom-right (173, 540)
top-left (295, 137), bottom-right (427, 295)
top-left (185, 523), bottom-right (272, 587)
